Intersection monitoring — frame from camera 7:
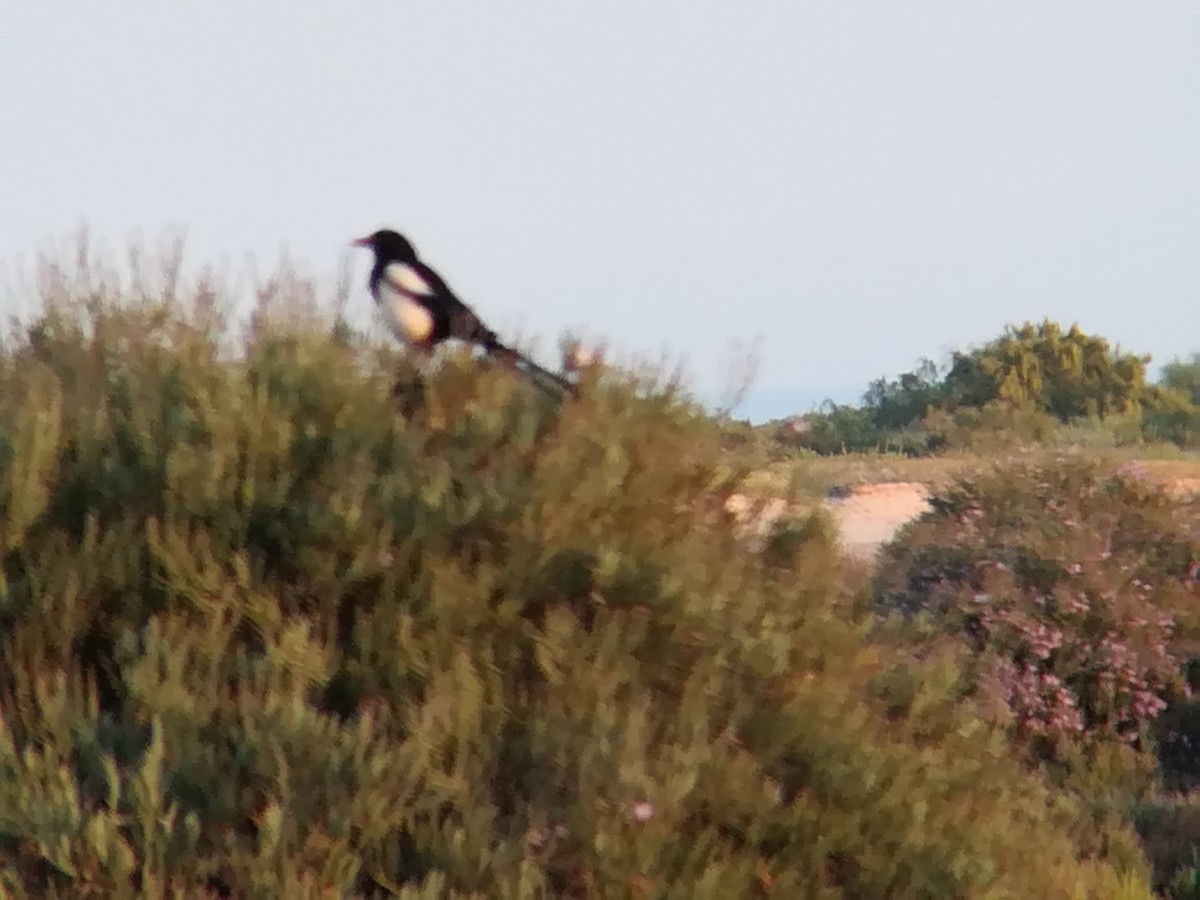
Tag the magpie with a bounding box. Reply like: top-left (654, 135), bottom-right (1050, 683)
top-left (352, 228), bottom-right (576, 399)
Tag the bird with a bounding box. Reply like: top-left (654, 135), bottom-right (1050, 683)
top-left (351, 228), bottom-right (576, 401)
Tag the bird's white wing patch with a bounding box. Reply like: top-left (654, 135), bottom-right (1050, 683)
top-left (376, 280), bottom-right (435, 343)
top-left (384, 261), bottom-right (436, 297)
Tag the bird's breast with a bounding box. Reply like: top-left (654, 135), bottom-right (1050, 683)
top-left (376, 283), bottom-right (436, 344)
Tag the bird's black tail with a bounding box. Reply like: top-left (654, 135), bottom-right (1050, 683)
top-left (484, 336), bottom-right (577, 400)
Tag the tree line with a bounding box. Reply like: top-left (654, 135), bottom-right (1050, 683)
top-left (740, 319), bottom-right (1200, 456)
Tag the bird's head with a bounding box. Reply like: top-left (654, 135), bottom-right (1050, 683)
top-left (351, 228), bottom-right (417, 263)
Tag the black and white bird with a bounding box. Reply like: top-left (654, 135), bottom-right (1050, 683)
top-left (352, 228), bottom-right (575, 399)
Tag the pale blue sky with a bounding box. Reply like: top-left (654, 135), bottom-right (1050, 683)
top-left (2, 3), bottom-right (1198, 421)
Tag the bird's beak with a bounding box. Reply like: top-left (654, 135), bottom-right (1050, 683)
top-left (350, 236), bottom-right (372, 248)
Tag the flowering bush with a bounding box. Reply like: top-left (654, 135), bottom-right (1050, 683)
top-left (873, 458), bottom-right (1199, 758)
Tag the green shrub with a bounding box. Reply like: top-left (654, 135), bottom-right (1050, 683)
top-left (0, 242), bottom-right (1158, 897)
top-left (1160, 354), bottom-right (1200, 407)
top-left (789, 402), bottom-right (881, 455)
top-left (922, 401), bottom-right (1061, 452)
top-left (1052, 411), bottom-right (1147, 450)
top-left (1141, 388), bottom-right (1200, 449)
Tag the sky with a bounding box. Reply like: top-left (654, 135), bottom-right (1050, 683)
top-left (2, 3), bottom-right (1198, 422)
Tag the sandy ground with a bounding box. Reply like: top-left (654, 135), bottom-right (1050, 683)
top-left (1171, 477), bottom-right (1200, 498)
top-left (821, 483), bottom-right (932, 561)
top-left (731, 474), bottom-right (1199, 563)
top-left (724, 483), bottom-right (932, 559)
top-left (821, 476), bottom-right (1200, 561)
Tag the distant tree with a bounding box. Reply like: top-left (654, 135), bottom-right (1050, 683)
top-left (862, 357), bottom-right (943, 429)
top-left (796, 401), bottom-right (882, 455)
top-left (940, 319), bottom-right (1151, 421)
top-left (765, 321), bottom-right (1183, 457)
top-left (1141, 378), bottom-right (1200, 449)
top-left (1159, 353), bottom-right (1200, 406)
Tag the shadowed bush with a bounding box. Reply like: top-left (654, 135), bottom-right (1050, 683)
top-left (0, 240), bottom-right (1159, 897)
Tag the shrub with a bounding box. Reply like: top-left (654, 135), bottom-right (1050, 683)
top-left (1160, 354), bottom-right (1200, 407)
top-left (788, 402), bottom-right (881, 455)
top-left (922, 401), bottom-right (1061, 452)
top-left (1141, 388), bottom-right (1200, 449)
top-left (1052, 410), bottom-right (1147, 450)
top-left (873, 458), bottom-right (1199, 773)
top-left (0, 241), bottom-right (1158, 897)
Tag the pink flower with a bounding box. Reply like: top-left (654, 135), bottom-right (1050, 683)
top-left (630, 801), bottom-right (655, 823)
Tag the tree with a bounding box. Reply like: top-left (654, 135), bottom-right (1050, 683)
top-left (940, 319), bottom-right (1151, 421)
top-left (863, 357), bottom-right (943, 429)
top-left (1159, 353), bottom-right (1200, 406)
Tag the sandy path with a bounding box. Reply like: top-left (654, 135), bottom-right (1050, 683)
top-left (820, 475), bottom-right (1198, 561)
top-left (728, 473), bottom-right (1196, 563)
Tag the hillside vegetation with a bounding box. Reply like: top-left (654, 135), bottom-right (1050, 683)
top-left (726, 319), bottom-right (1200, 461)
top-left (0, 243), bottom-right (1195, 897)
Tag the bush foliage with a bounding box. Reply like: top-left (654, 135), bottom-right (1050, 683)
top-left (0, 243), bottom-right (1163, 896)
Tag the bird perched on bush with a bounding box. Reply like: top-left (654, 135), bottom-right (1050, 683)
top-left (352, 228), bottom-right (576, 401)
